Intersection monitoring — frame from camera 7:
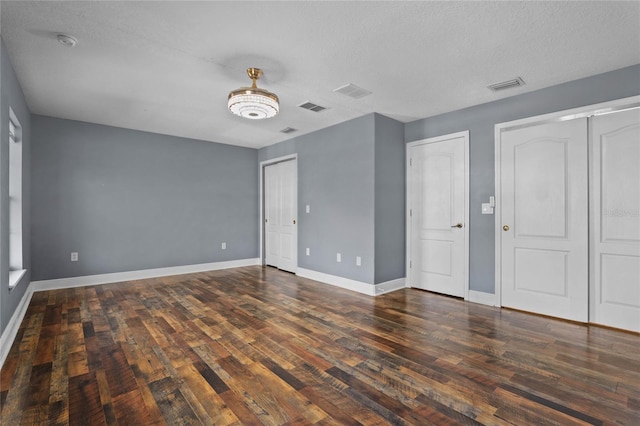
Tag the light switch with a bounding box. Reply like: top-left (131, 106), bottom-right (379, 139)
top-left (306, 247), bottom-right (310, 256)
top-left (482, 203), bottom-right (494, 215)
top-left (356, 256), bottom-right (361, 266)
top-left (337, 253), bottom-right (341, 262)
top-left (306, 205), bottom-right (310, 213)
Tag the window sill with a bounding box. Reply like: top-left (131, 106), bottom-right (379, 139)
top-left (9, 269), bottom-right (26, 290)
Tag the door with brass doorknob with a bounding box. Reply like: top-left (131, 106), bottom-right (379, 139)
top-left (499, 118), bottom-right (588, 322)
top-left (408, 131), bottom-right (469, 299)
top-left (264, 159), bottom-right (298, 273)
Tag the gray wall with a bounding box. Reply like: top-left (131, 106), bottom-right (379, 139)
top-left (259, 113), bottom-right (406, 285)
top-left (31, 116), bottom-right (258, 281)
top-left (374, 114), bottom-right (405, 283)
top-left (405, 64), bottom-right (640, 294)
top-left (260, 115), bottom-right (377, 283)
top-left (1, 38), bottom-right (31, 335)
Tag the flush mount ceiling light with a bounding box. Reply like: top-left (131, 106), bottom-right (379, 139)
top-left (228, 68), bottom-right (279, 119)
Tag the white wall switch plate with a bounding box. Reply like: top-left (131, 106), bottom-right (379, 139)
top-left (356, 256), bottom-right (361, 266)
top-left (221, 242), bottom-right (227, 250)
top-left (481, 203), bottom-right (494, 214)
top-left (306, 247), bottom-right (310, 256)
top-left (71, 252), bottom-right (78, 262)
top-left (337, 253), bottom-right (341, 262)
top-left (306, 205), bottom-right (310, 213)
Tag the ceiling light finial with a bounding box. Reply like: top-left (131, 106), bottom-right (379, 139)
top-left (228, 67), bottom-right (279, 120)
top-left (57, 34), bottom-right (78, 47)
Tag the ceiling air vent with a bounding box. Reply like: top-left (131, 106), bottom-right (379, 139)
top-left (298, 101), bottom-right (328, 112)
top-left (333, 83), bottom-right (372, 99)
top-left (488, 77), bottom-right (525, 92)
top-left (280, 127), bottom-right (298, 134)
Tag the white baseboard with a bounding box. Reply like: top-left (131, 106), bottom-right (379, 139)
top-left (374, 277), bottom-right (407, 295)
top-left (297, 268), bottom-right (376, 295)
top-left (297, 268), bottom-right (405, 297)
top-left (0, 258), bottom-right (260, 370)
top-left (30, 258), bottom-right (261, 292)
top-left (0, 286), bottom-right (34, 370)
top-left (467, 289), bottom-right (498, 306)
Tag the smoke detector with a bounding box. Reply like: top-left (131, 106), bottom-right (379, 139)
top-left (57, 34), bottom-right (78, 47)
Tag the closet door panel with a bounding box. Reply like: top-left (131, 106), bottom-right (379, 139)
top-left (591, 109), bottom-right (640, 332)
top-left (500, 119), bottom-right (589, 322)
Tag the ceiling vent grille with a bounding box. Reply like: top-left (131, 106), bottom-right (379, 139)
top-left (488, 77), bottom-right (525, 92)
top-left (298, 101), bottom-right (328, 112)
top-left (280, 127), bottom-right (298, 134)
top-left (333, 83), bottom-right (372, 99)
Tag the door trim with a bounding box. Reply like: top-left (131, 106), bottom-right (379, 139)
top-left (494, 95), bottom-right (640, 308)
top-left (259, 154), bottom-right (298, 267)
top-left (406, 130), bottom-right (470, 300)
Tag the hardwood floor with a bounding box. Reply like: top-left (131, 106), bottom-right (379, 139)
top-left (1, 266), bottom-right (638, 425)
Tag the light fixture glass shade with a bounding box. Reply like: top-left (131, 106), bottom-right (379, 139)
top-left (228, 68), bottom-right (279, 119)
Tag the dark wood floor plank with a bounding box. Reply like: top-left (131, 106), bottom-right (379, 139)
top-left (100, 343), bottom-right (139, 398)
top-left (147, 376), bottom-right (201, 425)
top-left (1, 265), bottom-right (638, 425)
top-left (68, 371), bottom-right (107, 426)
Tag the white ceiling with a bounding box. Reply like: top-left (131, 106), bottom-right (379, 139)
top-left (1, 1), bottom-right (639, 149)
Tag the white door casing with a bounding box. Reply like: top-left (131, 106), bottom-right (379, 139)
top-left (499, 119), bottom-right (589, 322)
top-left (590, 108), bottom-right (640, 332)
top-left (263, 159), bottom-right (297, 273)
top-left (264, 164), bottom-right (279, 267)
top-left (407, 131), bottom-right (469, 298)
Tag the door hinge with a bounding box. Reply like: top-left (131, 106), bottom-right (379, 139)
top-left (410, 209), bottom-right (412, 217)
top-left (410, 260), bottom-right (412, 268)
top-left (410, 158), bottom-right (412, 166)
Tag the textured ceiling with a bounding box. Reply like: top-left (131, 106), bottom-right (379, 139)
top-left (1, 1), bottom-right (639, 149)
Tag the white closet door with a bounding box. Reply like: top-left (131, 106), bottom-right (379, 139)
top-left (264, 160), bottom-right (297, 273)
top-left (409, 133), bottom-right (467, 298)
top-left (500, 119), bottom-right (589, 322)
top-left (591, 109), bottom-right (640, 332)
top-left (277, 160), bottom-right (297, 273)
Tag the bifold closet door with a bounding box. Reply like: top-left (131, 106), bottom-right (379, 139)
top-left (591, 109), bottom-right (640, 332)
top-left (264, 160), bottom-right (297, 273)
top-left (500, 119), bottom-right (589, 322)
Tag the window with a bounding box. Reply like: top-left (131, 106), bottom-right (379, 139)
top-left (8, 107), bottom-right (25, 288)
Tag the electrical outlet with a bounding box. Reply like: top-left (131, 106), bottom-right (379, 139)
top-left (337, 253), bottom-right (341, 262)
top-left (221, 242), bottom-right (227, 250)
top-left (356, 256), bottom-right (361, 266)
top-left (71, 252), bottom-right (78, 262)
top-left (306, 247), bottom-right (310, 256)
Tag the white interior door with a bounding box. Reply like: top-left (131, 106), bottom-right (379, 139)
top-left (500, 119), bottom-right (589, 322)
top-left (277, 160), bottom-right (297, 273)
top-left (409, 132), bottom-right (468, 298)
top-left (264, 160), bottom-right (297, 273)
top-left (591, 109), bottom-right (640, 332)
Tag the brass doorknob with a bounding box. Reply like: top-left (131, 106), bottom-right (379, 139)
top-left (503, 225), bottom-right (510, 231)
top-left (451, 223), bottom-right (463, 228)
